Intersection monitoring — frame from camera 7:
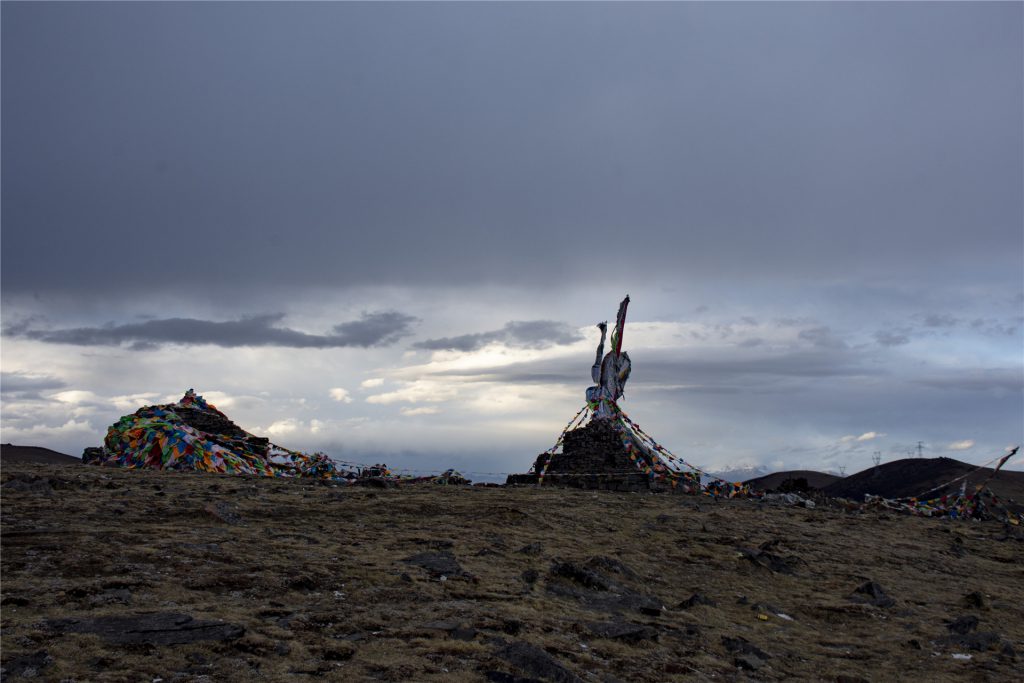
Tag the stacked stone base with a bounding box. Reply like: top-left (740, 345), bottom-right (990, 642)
top-left (506, 418), bottom-right (681, 493)
top-left (506, 471), bottom-right (675, 493)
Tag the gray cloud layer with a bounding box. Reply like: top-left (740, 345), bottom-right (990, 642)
top-left (447, 347), bottom-right (877, 389)
top-left (9, 312), bottom-right (416, 349)
top-left (414, 320), bottom-right (583, 352)
top-left (1, 371), bottom-right (67, 400)
top-left (2, 3), bottom-right (1020, 297)
top-left (0, 4), bottom-right (1020, 473)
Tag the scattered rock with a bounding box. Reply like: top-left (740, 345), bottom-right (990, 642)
top-left (734, 653), bottom-right (766, 671)
top-left (0, 650), bottom-right (53, 678)
top-left (88, 588), bottom-right (133, 607)
top-left (270, 532), bottom-right (320, 545)
top-left (763, 492), bottom-right (807, 507)
top-left (1, 476), bottom-right (54, 496)
top-left (204, 501), bottom-right (242, 526)
top-left (962, 591), bottom-right (986, 609)
top-left (320, 643), bottom-right (355, 661)
top-left (938, 616), bottom-right (1001, 652)
top-left (1, 595), bottom-right (30, 607)
top-left (848, 581), bottom-right (895, 608)
top-left (637, 602), bottom-right (664, 616)
top-left (288, 574), bottom-right (323, 591)
top-left (739, 547), bottom-right (804, 575)
top-left (944, 632), bottom-right (1001, 652)
top-left (412, 538), bottom-right (454, 549)
top-left (721, 636), bottom-right (771, 660)
top-left (547, 584), bottom-right (630, 612)
top-left (423, 619), bottom-right (461, 632)
top-left (518, 543), bottom-right (543, 556)
top-left (421, 620), bottom-right (476, 640)
top-left (494, 640), bottom-right (583, 683)
top-left (549, 562), bottom-right (616, 591)
top-left (584, 556), bottom-right (638, 579)
top-left (501, 620), bottom-right (524, 636)
top-left (678, 593), bottom-right (717, 609)
top-left (586, 620), bottom-right (659, 643)
top-left (402, 551), bottom-right (470, 579)
top-left (546, 560), bottom-right (662, 615)
top-left (485, 672), bottom-right (543, 683)
top-left (44, 613), bottom-right (244, 645)
top-left (750, 602), bottom-right (786, 617)
top-left (946, 615), bottom-right (978, 635)
top-left (664, 661), bottom-right (696, 675)
top-left (81, 446), bottom-right (104, 464)
top-left (357, 477), bottom-right (397, 489)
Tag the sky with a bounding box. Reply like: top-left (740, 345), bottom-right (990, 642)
top-left (2, 2), bottom-right (1022, 481)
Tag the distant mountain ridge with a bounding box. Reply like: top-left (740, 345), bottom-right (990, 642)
top-left (824, 457), bottom-right (1024, 512)
top-left (706, 464), bottom-right (769, 483)
top-left (1, 444), bottom-right (80, 465)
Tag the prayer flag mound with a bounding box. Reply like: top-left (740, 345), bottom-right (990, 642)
top-left (82, 389), bottom-right (350, 480)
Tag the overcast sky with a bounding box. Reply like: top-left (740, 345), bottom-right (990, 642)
top-left (3, 2), bottom-right (1021, 479)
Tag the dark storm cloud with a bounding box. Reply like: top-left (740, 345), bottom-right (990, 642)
top-left (10, 312), bottom-right (417, 349)
top-left (331, 312), bottom-right (420, 347)
top-left (434, 346), bottom-right (875, 388)
top-left (1, 371), bottom-right (67, 399)
top-left (414, 320), bottom-right (583, 352)
top-left (2, 2), bottom-right (1020, 297)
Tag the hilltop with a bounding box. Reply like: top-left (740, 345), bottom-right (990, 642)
top-left (2, 460), bottom-right (1021, 681)
top-left (0, 444), bottom-right (79, 465)
top-left (824, 457), bottom-right (1024, 512)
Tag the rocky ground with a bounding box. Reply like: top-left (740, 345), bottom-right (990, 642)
top-left (2, 462), bottom-right (1022, 682)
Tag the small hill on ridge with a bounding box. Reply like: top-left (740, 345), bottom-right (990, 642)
top-left (1, 444), bottom-right (79, 465)
top-left (745, 469), bottom-right (840, 491)
top-left (824, 456), bottom-right (1024, 510)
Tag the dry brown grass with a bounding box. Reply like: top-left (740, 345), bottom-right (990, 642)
top-left (2, 462), bottom-right (1022, 681)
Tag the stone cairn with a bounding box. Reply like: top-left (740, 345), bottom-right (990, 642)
top-left (506, 418), bottom-right (677, 493)
top-left (507, 296), bottom-right (694, 493)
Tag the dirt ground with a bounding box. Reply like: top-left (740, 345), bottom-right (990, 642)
top-left (2, 462), bottom-right (1022, 682)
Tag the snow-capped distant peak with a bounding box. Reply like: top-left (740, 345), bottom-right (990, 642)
top-left (706, 464), bottom-right (770, 483)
